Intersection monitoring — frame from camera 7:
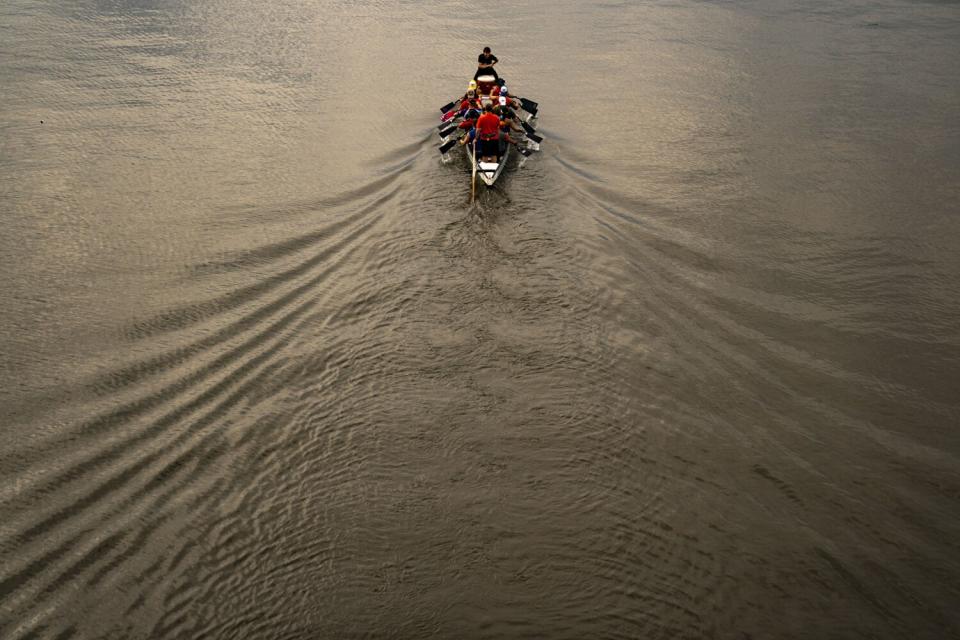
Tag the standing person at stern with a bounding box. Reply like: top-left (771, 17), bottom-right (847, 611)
top-left (474, 46), bottom-right (498, 80)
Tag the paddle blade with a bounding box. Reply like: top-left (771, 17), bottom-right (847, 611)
top-left (439, 125), bottom-right (457, 139)
top-left (439, 101), bottom-right (455, 114)
top-left (525, 132), bottom-right (543, 144)
top-left (441, 110), bottom-right (457, 123)
top-left (519, 98), bottom-right (538, 114)
top-left (521, 120), bottom-right (536, 136)
top-left (518, 147), bottom-right (532, 157)
top-left (439, 139), bottom-right (457, 154)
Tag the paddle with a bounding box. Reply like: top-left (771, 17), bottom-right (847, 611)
top-left (522, 130), bottom-right (541, 153)
top-left (439, 100), bottom-right (456, 114)
top-left (471, 131), bottom-right (478, 202)
top-left (438, 138), bottom-right (457, 155)
top-left (520, 120), bottom-right (536, 136)
top-left (439, 124), bottom-right (458, 139)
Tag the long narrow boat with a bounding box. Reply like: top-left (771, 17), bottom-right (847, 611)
top-left (467, 74), bottom-right (510, 187)
top-left (437, 74), bottom-right (540, 189)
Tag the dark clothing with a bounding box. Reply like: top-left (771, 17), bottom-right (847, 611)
top-left (494, 106), bottom-right (521, 134)
top-left (479, 138), bottom-right (499, 158)
top-left (474, 52), bottom-right (499, 80)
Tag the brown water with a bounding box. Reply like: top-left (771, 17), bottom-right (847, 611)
top-left (2, 0), bottom-right (960, 638)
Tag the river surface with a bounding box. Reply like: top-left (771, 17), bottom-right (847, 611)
top-left (2, 0), bottom-right (960, 638)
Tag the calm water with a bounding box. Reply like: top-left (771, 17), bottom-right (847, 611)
top-left (2, 0), bottom-right (960, 638)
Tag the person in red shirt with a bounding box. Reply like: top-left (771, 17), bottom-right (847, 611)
top-left (475, 104), bottom-right (502, 162)
top-left (457, 89), bottom-right (481, 116)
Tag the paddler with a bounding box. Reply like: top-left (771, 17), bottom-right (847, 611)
top-left (461, 80), bottom-right (478, 102)
top-left (458, 122), bottom-right (477, 148)
top-left (474, 47), bottom-right (499, 81)
top-left (499, 86), bottom-right (521, 112)
top-left (495, 97), bottom-right (523, 138)
top-left (456, 82), bottom-right (482, 116)
top-left (475, 103), bottom-right (501, 163)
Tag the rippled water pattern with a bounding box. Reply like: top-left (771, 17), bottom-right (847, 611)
top-left (2, 0), bottom-right (959, 638)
